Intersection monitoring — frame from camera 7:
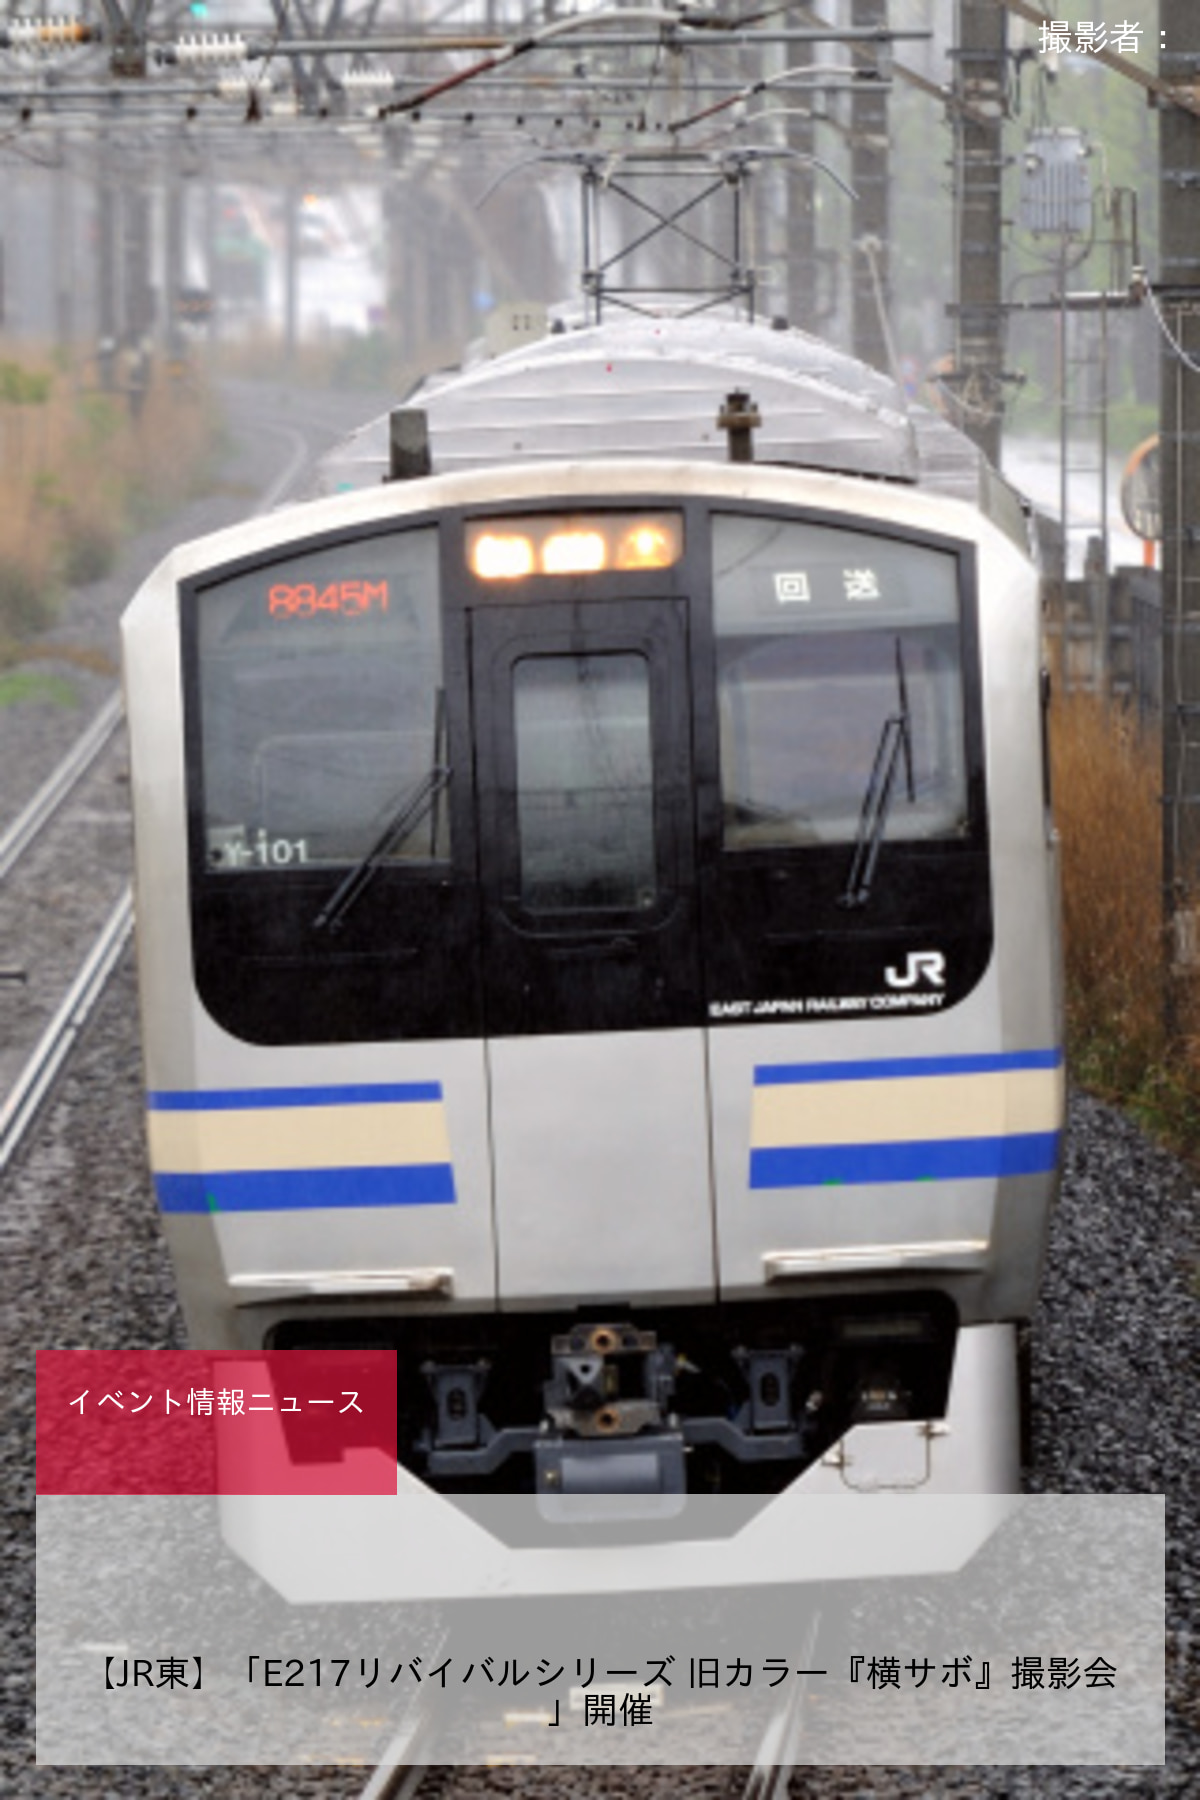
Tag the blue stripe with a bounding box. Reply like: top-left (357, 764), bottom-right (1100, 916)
top-left (749, 1132), bottom-right (1062, 1189)
top-left (148, 1083), bottom-right (443, 1112)
top-left (155, 1164), bottom-right (456, 1214)
top-left (753, 1050), bottom-right (1063, 1087)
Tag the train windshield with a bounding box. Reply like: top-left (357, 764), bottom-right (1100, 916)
top-left (181, 498), bottom-right (989, 1045)
top-left (194, 527), bottom-right (446, 872)
top-left (712, 514), bottom-right (966, 851)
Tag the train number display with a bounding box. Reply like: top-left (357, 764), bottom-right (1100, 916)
top-left (268, 579), bottom-right (389, 618)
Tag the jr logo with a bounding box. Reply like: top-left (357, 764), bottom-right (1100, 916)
top-left (884, 951), bottom-right (947, 990)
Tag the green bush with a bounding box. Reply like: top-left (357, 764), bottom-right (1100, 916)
top-left (0, 360), bottom-right (53, 405)
top-left (0, 551), bottom-right (56, 638)
top-left (0, 666), bottom-right (76, 708)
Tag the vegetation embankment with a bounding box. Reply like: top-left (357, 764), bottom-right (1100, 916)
top-left (0, 345), bottom-right (219, 674)
top-left (1052, 689), bottom-right (1200, 1155)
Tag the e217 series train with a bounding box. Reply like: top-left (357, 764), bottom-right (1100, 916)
top-left (122, 312), bottom-right (1063, 1600)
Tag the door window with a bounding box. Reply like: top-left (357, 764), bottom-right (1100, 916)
top-left (513, 652), bottom-right (656, 912)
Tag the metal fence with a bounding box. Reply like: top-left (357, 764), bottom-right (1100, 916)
top-left (1044, 564), bottom-right (1162, 722)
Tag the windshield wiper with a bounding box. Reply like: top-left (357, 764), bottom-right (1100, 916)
top-left (312, 764), bottom-right (452, 936)
top-left (838, 638), bottom-right (914, 909)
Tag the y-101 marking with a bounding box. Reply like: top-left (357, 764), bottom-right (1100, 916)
top-left (210, 833), bottom-right (310, 870)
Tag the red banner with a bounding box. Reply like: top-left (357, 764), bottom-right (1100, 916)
top-left (36, 1350), bottom-right (397, 1495)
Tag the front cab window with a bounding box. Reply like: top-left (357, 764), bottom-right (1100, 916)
top-left (195, 527), bottom-right (446, 874)
top-left (712, 514), bottom-right (967, 852)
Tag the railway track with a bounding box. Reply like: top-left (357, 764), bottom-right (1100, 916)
top-left (353, 1665), bottom-right (810, 1800)
top-left (741, 1686), bottom-right (804, 1800)
top-left (0, 707), bottom-right (135, 1141)
top-left (357, 1701), bottom-right (440, 1800)
top-left (0, 418), bottom-right (312, 1175)
top-left (0, 689), bottom-right (124, 884)
top-left (740, 1620), bottom-right (816, 1800)
top-left (0, 886), bottom-right (133, 1175)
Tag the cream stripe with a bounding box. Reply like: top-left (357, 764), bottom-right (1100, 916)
top-left (752, 1069), bottom-right (1064, 1149)
top-left (148, 1103), bottom-right (451, 1174)
top-left (764, 1240), bottom-right (989, 1278)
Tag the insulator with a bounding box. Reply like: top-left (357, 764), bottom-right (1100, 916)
top-left (172, 33), bottom-right (248, 68)
top-left (342, 69), bottom-right (395, 95)
top-left (4, 17), bottom-right (93, 51)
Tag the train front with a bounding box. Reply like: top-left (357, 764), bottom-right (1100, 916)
top-left (122, 450), bottom-right (1063, 1600)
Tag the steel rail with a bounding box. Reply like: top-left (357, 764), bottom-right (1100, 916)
top-left (742, 1682), bottom-right (805, 1800)
top-left (0, 690), bottom-right (124, 883)
top-left (357, 1686), bottom-right (443, 1800)
top-left (741, 1609), bottom-right (821, 1800)
top-left (0, 886), bottom-right (134, 1176)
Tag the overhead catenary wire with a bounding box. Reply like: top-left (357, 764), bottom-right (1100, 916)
top-left (377, 8), bottom-right (698, 120)
top-left (0, 7), bottom-right (930, 139)
top-left (668, 60), bottom-right (862, 134)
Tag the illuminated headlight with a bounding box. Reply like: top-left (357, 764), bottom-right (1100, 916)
top-left (542, 530), bottom-right (607, 574)
top-left (616, 520), bottom-right (681, 569)
top-left (469, 532), bottom-right (536, 580)
top-left (467, 512), bottom-right (682, 581)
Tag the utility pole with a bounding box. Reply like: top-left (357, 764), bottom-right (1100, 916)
top-left (164, 145), bottom-right (185, 367)
top-left (783, 38), bottom-right (819, 333)
top-left (283, 180), bottom-right (299, 366)
top-left (201, 171), bottom-right (218, 351)
top-left (1159, 0), bottom-right (1200, 1028)
top-left (850, 0), bottom-right (891, 374)
top-left (950, 0), bottom-right (1008, 465)
top-left (96, 135), bottom-right (118, 390)
top-left (52, 132), bottom-right (74, 352)
top-left (123, 175), bottom-right (153, 347)
top-left (384, 129), bottom-right (409, 368)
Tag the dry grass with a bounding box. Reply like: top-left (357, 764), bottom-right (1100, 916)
top-left (5, 641), bottom-right (118, 677)
top-left (0, 344), bottom-right (218, 647)
top-left (1051, 689), bottom-right (1200, 1148)
top-left (0, 363), bottom-right (59, 635)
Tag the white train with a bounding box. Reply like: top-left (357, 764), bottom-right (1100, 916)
top-left (122, 312), bottom-right (1063, 1598)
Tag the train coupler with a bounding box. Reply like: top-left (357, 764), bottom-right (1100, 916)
top-left (543, 1322), bottom-right (678, 1439)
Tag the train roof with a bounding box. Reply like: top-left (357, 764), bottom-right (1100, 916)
top-left (315, 313), bottom-right (1030, 548)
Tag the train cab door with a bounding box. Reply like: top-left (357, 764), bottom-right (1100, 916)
top-left (468, 598), bottom-right (716, 1306)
